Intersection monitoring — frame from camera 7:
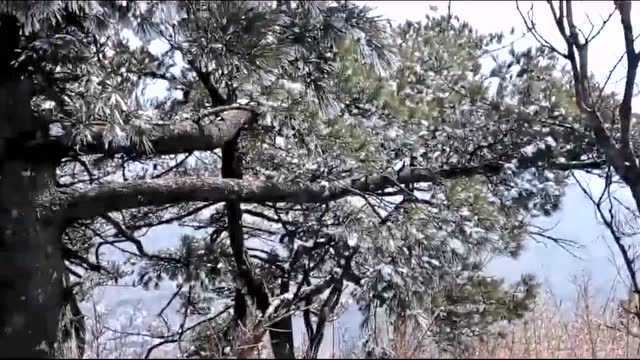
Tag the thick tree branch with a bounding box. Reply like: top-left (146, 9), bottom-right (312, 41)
top-left (17, 106), bottom-right (257, 161)
top-left (60, 158), bottom-right (607, 222)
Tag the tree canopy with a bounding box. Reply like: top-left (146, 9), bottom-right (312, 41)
top-left (0, 1), bottom-right (635, 358)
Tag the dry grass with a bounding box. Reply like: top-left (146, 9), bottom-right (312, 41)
top-left (378, 276), bottom-right (640, 359)
top-left (463, 279), bottom-right (640, 358)
top-left (465, 299), bottom-right (640, 358)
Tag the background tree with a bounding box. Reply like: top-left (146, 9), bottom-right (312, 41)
top-left (517, 0), bottom-right (640, 337)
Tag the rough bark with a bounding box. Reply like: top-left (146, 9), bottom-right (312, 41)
top-left (270, 277), bottom-right (295, 359)
top-left (0, 14), bottom-right (64, 357)
top-left (18, 106), bottom-right (257, 162)
top-left (0, 158), bottom-right (64, 358)
top-left (61, 158), bottom-right (606, 222)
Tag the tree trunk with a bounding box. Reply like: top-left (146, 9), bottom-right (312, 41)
top-left (270, 277), bottom-right (295, 359)
top-left (222, 136), bottom-right (295, 359)
top-left (0, 14), bottom-right (65, 356)
top-left (0, 158), bottom-right (64, 358)
top-left (0, 97), bottom-right (64, 357)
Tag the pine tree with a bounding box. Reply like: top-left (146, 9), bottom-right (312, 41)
top-left (0, 1), bottom-right (605, 358)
